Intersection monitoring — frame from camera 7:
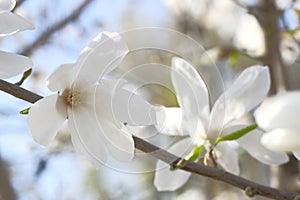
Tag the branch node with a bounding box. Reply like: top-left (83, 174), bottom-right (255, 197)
top-left (245, 186), bottom-right (256, 197)
top-left (204, 149), bottom-right (217, 168)
top-left (170, 158), bottom-right (186, 170)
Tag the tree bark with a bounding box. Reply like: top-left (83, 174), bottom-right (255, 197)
top-left (256, 0), bottom-right (287, 94)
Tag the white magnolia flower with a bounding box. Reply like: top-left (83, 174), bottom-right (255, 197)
top-left (255, 91), bottom-right (300, 160)
top-left (233, 13), bottom-right (265, 57)
top-left (0, 0), bottom-right (34, 79)
top-left (28, 32), bottom-right (155, 165)
top-left (154, 57), bottom-right (288, 191)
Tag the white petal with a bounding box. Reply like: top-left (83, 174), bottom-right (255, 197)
top-left (261, 128), bottom-right (300, 152)
top-left (207, 94), bottom-right (226, 141)
top-left (97, 120), bottom-right (134, 162)
top-left (154, 138), bottom-right (195, 191)
top-left (218, 124), bottom-right (245, 137)
top-left (123, 125), bottom-right (158, 139)
top-left (293, 152), bottom-right (300, 161)
top-left (93, 85), bottom-right (135, 162)
top-left (212, 65), bottom-right (270, 127)
top-left (47, 63), bottom-right (74, 92)
top-left (28, 94), bottom-right (67, 146)
top-left (68, 106), bottom-right (108, 165)
top-left (74, 32), bottom-right (128, 85)
top-left (0, 11), bottom-right (34, 36)
top-left (255, 91), bottom-right (300, 131)
top-left (237, 128), bottom-right (289, 165)
top-left (0, 50), bottom-right (32, 79)
top-left (112, 88), bottom-right (156, 126)
top-left (171, 57), bottom-right (209, 136)
top-left (215, 142), bottom-right (240, 175)
top-left (154, 106), bottom-right (185, 136)
top-left (154, 160), bottom-right (191, 191)
top-left (0, 0), bottom-right (15, 11)
top-left (70, 124), bottom-right (106, 167)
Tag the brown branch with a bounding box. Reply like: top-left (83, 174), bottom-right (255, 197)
top-left (135, 136), bottom-right (300, 200)
top-left (15, 0), bottom-right (94, 86)
top-left (0, 79), bottom-right (299, 200)
top-left (20, 0), bottom-right (94, 56)
top-left (256, 0), bottom-right (287, 94)
top-left (256, 0), bottom-right (300, 192)
top-left (0, 80), bottom-right (42, 103)
top-left (0, 158), bottom-right (16, 200)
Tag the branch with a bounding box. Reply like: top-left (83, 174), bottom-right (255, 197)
top-left (15, 0), bottom-right (94, 86)
top-left (256, 0), bottom-right (300, 192)
top-left (0, 80), bottom-right (42, 103)
top-left (256, 0), bottom-right (287, 94)
top-left (0, 158), bottom-right (16, 200)
top-left (0, 79), bottom-right (299, 200)
top-left (20, 0), bottom-right (94, 56)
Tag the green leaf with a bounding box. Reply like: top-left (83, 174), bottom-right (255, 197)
top-left (228, 50), bottom-right (240, 68)
top-left (185, 145), bottom-right (204, 162)
top-left (215, 124), bottom-right (258, 145)
top-left (170, 145), bottom-right (204, 171)
top-left (20, 107), bottom-right (30, 115)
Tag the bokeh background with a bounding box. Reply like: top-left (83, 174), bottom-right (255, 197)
top-left (1, 0), bottom-right (300, 199)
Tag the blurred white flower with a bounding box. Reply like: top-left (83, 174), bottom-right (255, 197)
top-left (276, 0), bottom-right (294, 10)
top-left (164, 0), bottom-right (246, 43)
top-left (164, 0), bottom-right (267, 58)
top-left (0, 0), bottom-right (34, 79)
top-left (163, 0), bottom-right (208, 20)
top-left (255, 91), bottom-right (300, 160)
top-left (280, 34), bottom-right (300, 66)
top-left (154, 57), bottom-right (288, 191)
top-left (28, 32), bottom-right (155, 166)
top-left (205, 0), bottom-right (245, 42)
top-left (233, 13), bottom-right (265, 57)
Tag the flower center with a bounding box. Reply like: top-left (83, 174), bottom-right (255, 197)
top-left (64, 89), bottom-right (82, 106)
top-left (204, 149), bottom-right (217, 167)
top-left (194, 132), bottom-right (207, 146)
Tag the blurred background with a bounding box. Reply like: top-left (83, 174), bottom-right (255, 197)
top-left (1, 0), bottom-right (300, 199)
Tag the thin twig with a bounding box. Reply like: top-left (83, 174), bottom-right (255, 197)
top-left (15, 0), bottom-right (94, 86)
top-left (20, 0), bottom-right (94, 57)
top-left (0, 79), bottom-right (299, 200)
